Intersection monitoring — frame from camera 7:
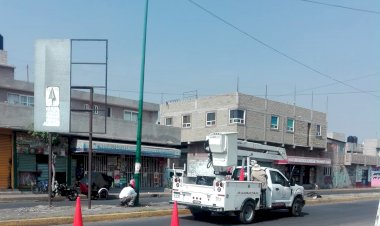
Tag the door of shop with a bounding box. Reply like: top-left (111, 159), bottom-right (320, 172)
top-left (0, 134), bottom-right (12, 189)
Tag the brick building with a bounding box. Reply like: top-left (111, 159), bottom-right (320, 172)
top-left (160, 92), bottom-right (331, 188)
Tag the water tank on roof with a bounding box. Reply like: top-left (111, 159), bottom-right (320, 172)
top-left (347, 136), bottom-right (358, 144)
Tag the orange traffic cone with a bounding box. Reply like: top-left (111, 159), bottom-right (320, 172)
top-left (239, 167), bottom-right (245, 181)
top-left (170, 201), bottom-right (179, 226)
top-left (73, 197), bottom-right (83, 226)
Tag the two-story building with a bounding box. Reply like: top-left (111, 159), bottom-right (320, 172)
top-left (160, 92), bottom-right (330, 188)
top-left (327, 133), bottom-right (380, 188)
top-left (0, 38), bottom-right (181, 191)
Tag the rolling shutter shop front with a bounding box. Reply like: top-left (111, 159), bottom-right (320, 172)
top-left (0, 134), bottom-right (12, 189)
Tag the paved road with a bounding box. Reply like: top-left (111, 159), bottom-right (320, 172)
top-left (1, 189), bottom-right (379, 225)
top-left (60, 200), bottom-right (378, 226)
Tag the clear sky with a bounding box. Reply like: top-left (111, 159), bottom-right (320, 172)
top-left (1, 0), bottom-right (379, 141)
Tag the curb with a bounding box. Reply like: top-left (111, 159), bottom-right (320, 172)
top-left (0, 193), bottom-right (171, 203)
top-left (306, 194), bottom-right (380, 205)
top-left (0, 208), bottom-right (190, 226)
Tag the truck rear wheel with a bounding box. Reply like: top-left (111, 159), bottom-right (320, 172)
top-left (239, 201), bottom-right (255, 224)
top-left (289, 197), bottom-right (303, 216)
top-left (189, 208), bottom-right (211, 219)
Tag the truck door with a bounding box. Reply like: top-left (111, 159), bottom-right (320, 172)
top-left (269, 170), bottom-right (292, 205)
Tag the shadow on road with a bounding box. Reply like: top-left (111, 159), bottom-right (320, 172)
top-left (180, 210), bottom-right (310, 225)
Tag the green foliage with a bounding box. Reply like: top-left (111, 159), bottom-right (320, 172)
top-left (27, 124), bottom-right (61, 146)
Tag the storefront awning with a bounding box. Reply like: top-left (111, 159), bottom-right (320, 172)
top-left (275, 156), bottom-right (331, 165)
top-left (72, 139), bottom-right (181, 158)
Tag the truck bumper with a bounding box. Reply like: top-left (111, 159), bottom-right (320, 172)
top-left (170, 200), bottom-right (225, 212)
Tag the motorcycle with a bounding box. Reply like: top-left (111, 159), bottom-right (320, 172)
top-left (51, 181), bottom-right (79, 201)
top-left (79, 172), bottom-right (113, 200)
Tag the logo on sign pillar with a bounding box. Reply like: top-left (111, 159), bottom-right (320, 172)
top-left (43, 86), bottom-right (60, 127)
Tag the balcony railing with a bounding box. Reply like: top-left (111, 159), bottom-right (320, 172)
top-left (344, 153), bottom-right (380, 166)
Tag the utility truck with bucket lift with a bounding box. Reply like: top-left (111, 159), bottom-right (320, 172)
top-left (171, 132), bottom-right (305, 224)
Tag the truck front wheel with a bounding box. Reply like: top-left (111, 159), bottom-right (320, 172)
top-left (189, 208), bottom-right (211, 219)
top-left (289, 197), bottom-right (303, 216)
top-left (239, 201), bottom-right (255, 224)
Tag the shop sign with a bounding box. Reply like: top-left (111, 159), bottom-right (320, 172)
top-left (371, 170), bottom-right (380, 187)
top-left (276, 156), bottom-right (331, 165)
top-left (288, 156), bottom-right (331, 165)
top-left (73, 140), bottom-right (181, 158)
top-left (16, 133), bottom-right (68, 156)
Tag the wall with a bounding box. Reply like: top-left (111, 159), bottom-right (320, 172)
top-left (363, 139), bottom-right (380, 156)
top-left (160, 92), bottom-right (327, 150)
top-left (0, 102), bottom-right (181, 146)
top-left (160, 93), bottom-right (239, 142)
top-left (0, 65), bottom-right (14, 81)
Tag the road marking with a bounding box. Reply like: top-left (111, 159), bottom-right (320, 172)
top-left (375, 199), bottom-right (380, 226)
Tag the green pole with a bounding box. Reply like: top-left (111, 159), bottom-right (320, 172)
top-left (134, 0), bottom-right (149, 206)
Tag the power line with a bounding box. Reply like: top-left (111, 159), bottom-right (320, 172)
top-left (298, 0), bottom-right (380, 15)
top-left (108, 88), bottom-right (380, 99)
top-left (186, 0), bottom-right (380, 99)
top-left (279, 72), bottom-right (380, 96)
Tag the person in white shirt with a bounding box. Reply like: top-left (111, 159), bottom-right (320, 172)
top-left (119, 179), bottom-right (137, 207)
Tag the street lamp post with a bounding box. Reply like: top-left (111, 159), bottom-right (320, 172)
top-left (134, 0), bottom-right (149, 206)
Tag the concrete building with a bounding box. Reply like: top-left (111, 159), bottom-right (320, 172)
top-left (0, 37), bottom-right (181, 190)
top-left (160, 93), bottom-right (330, 188)
top-left (327, 133), bottom-right (380, 188)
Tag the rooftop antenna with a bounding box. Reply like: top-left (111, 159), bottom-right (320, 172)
top-left (27, 64), bottom-right (29, 82)
top-left (236, 76), bottom-right (239, 92)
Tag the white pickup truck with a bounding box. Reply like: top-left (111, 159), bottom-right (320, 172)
top-left (171, 132), bottom-right (305, 224)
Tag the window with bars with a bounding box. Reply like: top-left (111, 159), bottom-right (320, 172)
top-left (165, 117), bottom-right (173, 126)
top-left (316, 124), bottom-right (322, 137)
top-left (323, 167), bottom-right (331, 176)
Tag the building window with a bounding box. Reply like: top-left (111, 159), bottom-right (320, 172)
top-left (316, 124), bottom-right (322, 137)
top-left (7, 93), bottom-right (34, 106)
top-left (107, 107), bottom-right (112, 117)
top-left (124, 110), bottom-right (138, 122)
top-left (206, 112), bottom-right (216, 126)
top-left (28, 96), bottom-right (34, 106)
top-left (182, 115), bottom-right (191, 128)
top-left (94, 105), bottom-right (99, 115)
top-left (271, 115), bottom-right (279, 130)
top-left (165, 117), bottom-right (173, 126)
top-left (229, 109), bottom-right (245, 124)
top-left (20, 95), bottom-right (28, 105)
top-left (323, 167), bottom-right (331, 176)
top-left (287, 118), bottom-right (295, 132)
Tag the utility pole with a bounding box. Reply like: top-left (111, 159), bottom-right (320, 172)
top-left (134, 0), bottom-right (149, 206)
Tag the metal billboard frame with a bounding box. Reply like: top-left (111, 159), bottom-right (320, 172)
top-left (69, 39), bottom-right (108, 209)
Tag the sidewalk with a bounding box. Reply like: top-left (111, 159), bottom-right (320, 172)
top-left (0, 188), bottom-right (379, 226)
top-left (0, 187), bottom-right (171, 202)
